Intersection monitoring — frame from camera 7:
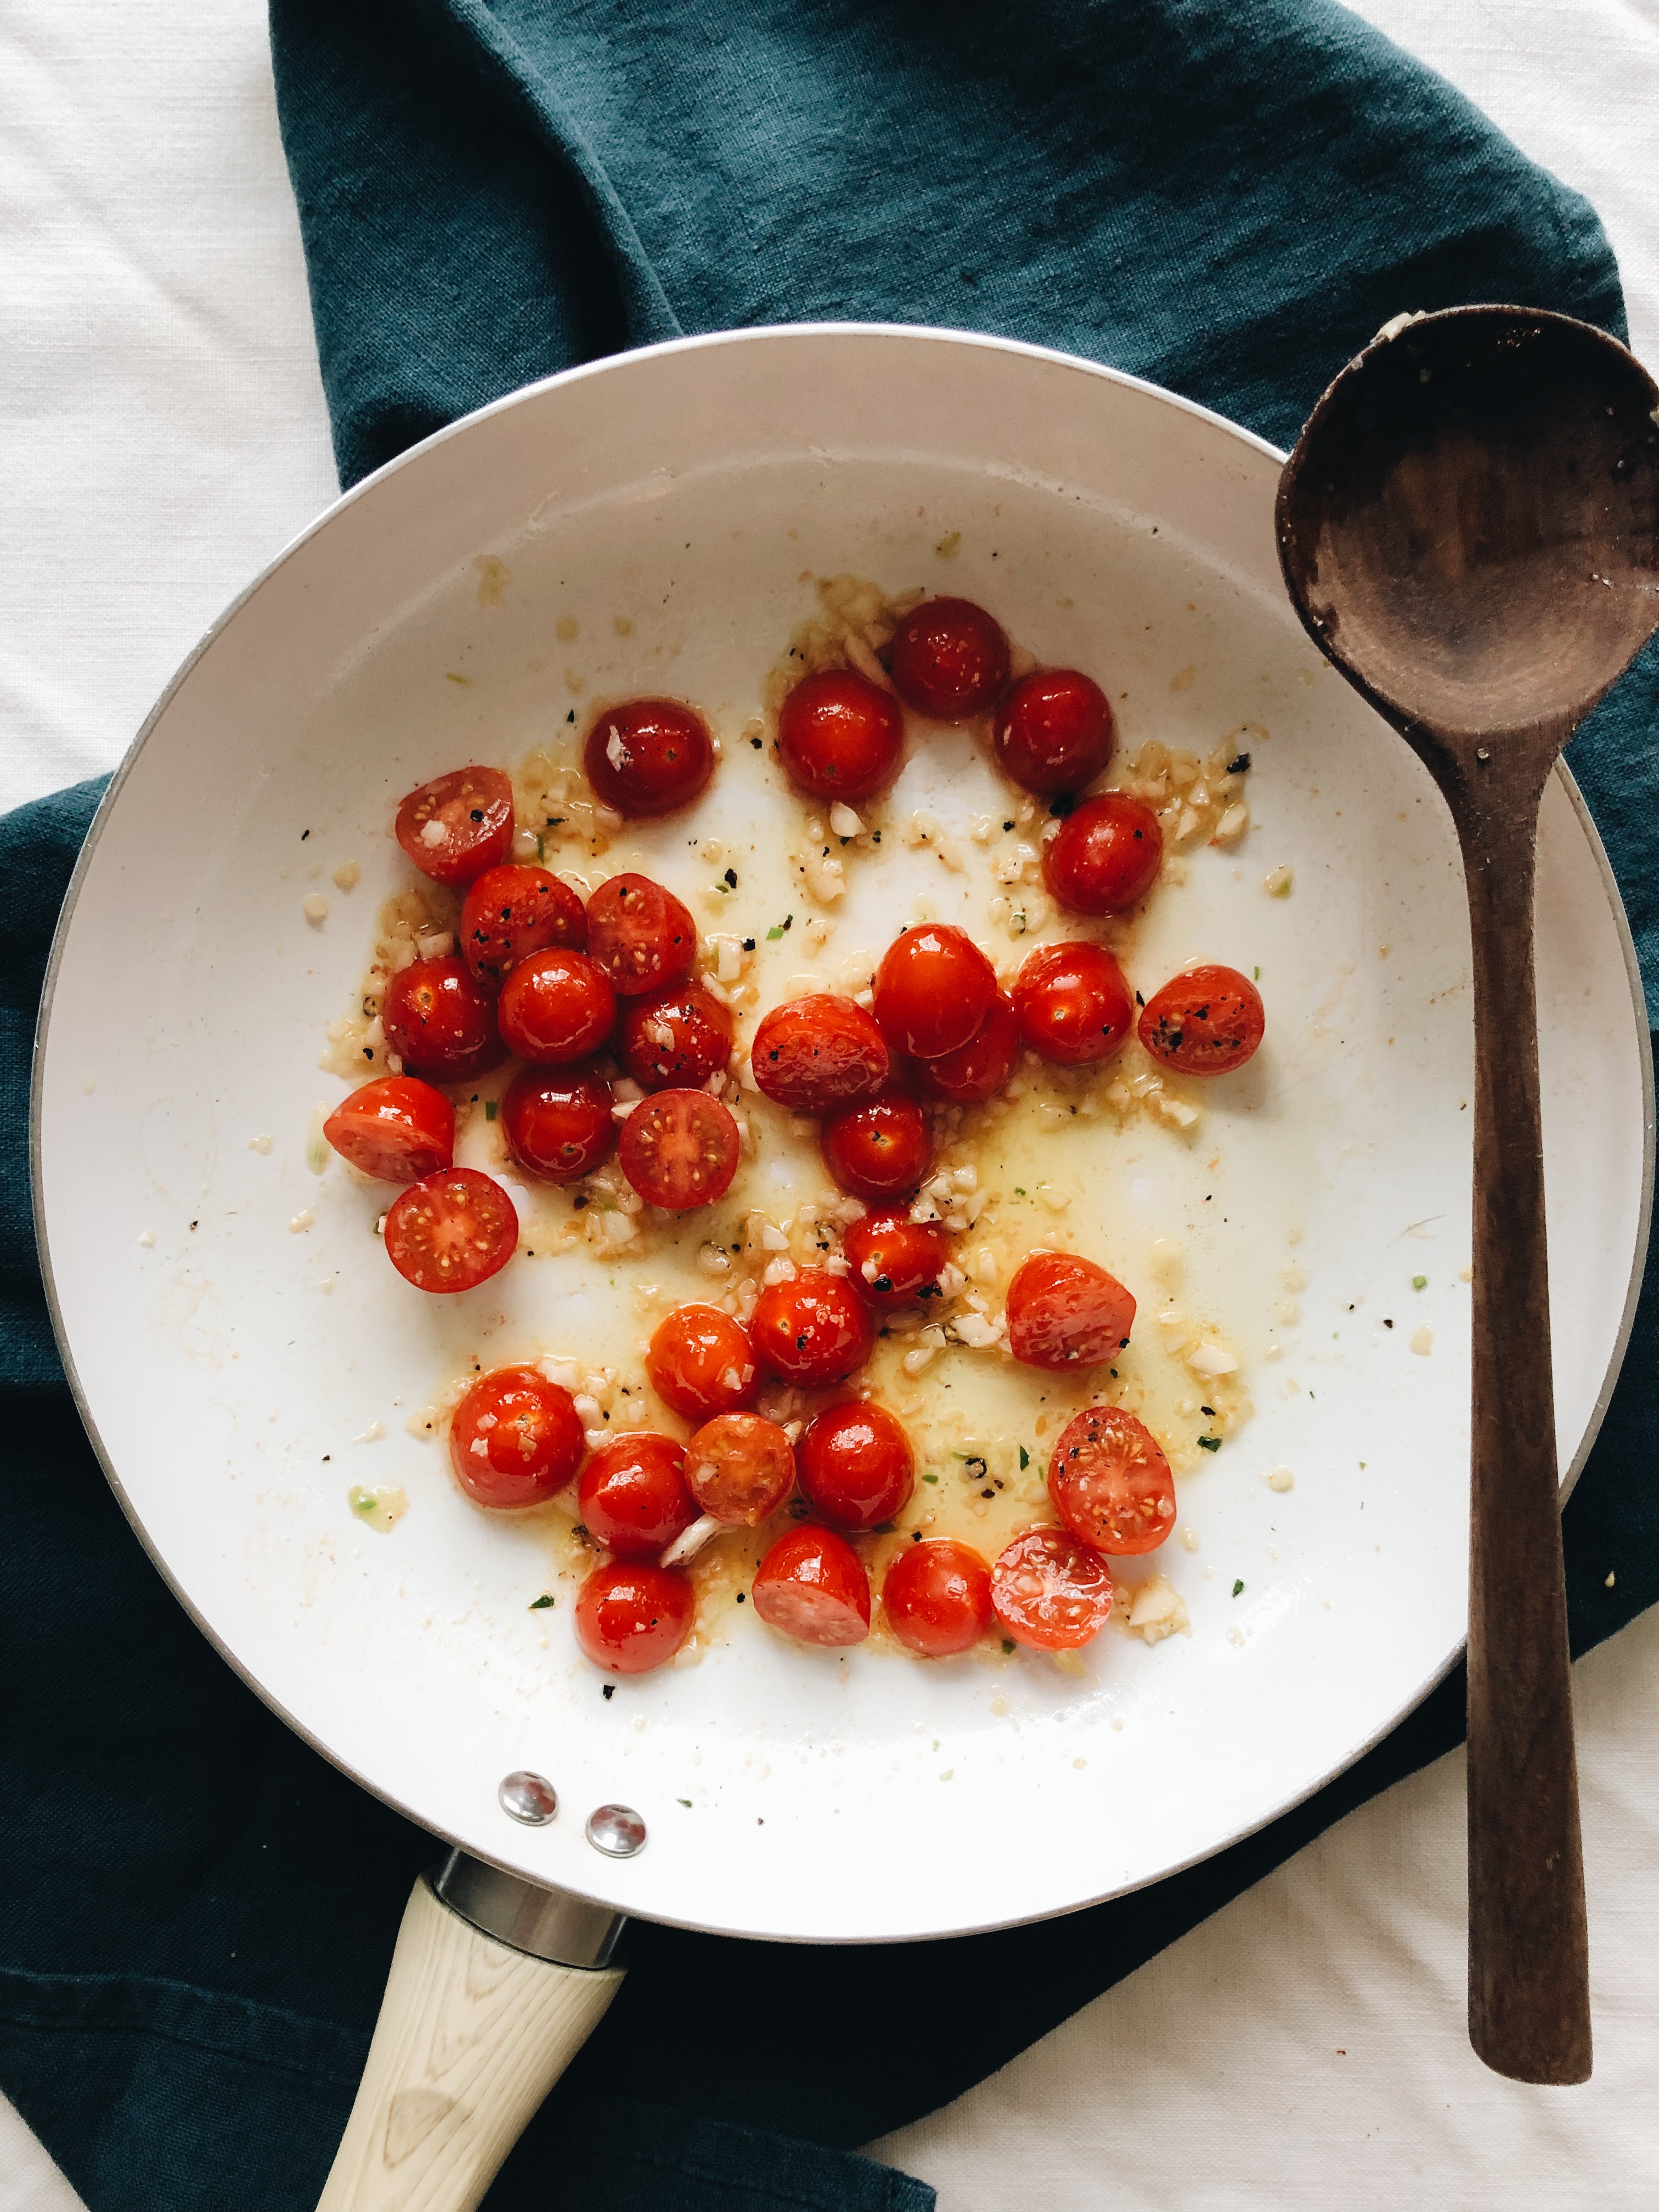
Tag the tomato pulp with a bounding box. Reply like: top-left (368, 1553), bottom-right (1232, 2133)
top-left (382, 1168), bottom-right (518, 1293)
top-left (1048, 1406), bottom-right (1177, 1554)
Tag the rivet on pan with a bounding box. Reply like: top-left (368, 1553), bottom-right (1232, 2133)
top-left (585, 1804), bottom-right (647, 1858)
top-left (498, 1770), bottom-right (558, 1826)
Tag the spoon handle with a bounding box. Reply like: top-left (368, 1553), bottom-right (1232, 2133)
top-left (1457, 761), bottom-right (1590, 2084)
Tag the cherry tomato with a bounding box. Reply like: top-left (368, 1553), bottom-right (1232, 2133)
top-left (323, 1076), bottom-right (454, 1183)
top-left (992, 669), bottom-right (1115, 796)
top-left (797, 1400), bottom-right (914, 1530)
top-left (1049, 1406), bottom-right (1176, 1555)
top-left (991, 1527), bottom-right (1114, 1650)
top-left (1138, 964), bottom-right (1266, 1075)
top-left (749, 995), bottom-right (888, 1114)
top-left (394, 765), bottom-right (516, 887)
top-left (617, 981), bottom-right (733, 1093)
top-left (685, 1412), bottom-right (795, 1525)
top-left (750, 1268), bottom-right (875, 1386)
top-left (619, 1088), bottom-right (741, 1210)
top-left (500, 1064), bottom-right (614, 1182)
top-left (1012, 940), bottom-right (1133, 1065)
top-left (1043, 794), bottom-right (1163, 915)
top-left (887, 597), bottom-right (1009, 721)
top-left (382, 1167), bottom-right (518, 1293)
top-left (841, 1209), bottom-right (951, 1309)
top-left (381, 956), bottom-right (505, 1083)
top-left (882, 1539), bottom-right (993, 1657)
top-left (574, 1560), bottom-right (696, 1673)
top-left (583, 697), bottom-right (715, 818)
top-left (1006, 1250), bottom-right (1136, 1370)
top-left (585, 873), bottom-right (697, 998)
top-left (752, 1525), bottom-right (870, 1647)
top-left (460, 864), bottom-right (586, 989)
top-left (905, 993), bottom-right (1019, 1104)
top-left (777, 669), bottom-right (905, 800)
top-left (449, 1364), bottom-right (585, 1509)
top-left (874, 926), bottom-right (997, 1059)
top-left (578, 1432), bottom-right (699, 1559)
top-left (496, 948), bottom-right (616, 1065)
top-left (820, 1090), bottom-right (932, 1201)
top-left (647, 1304), bottom-right (758, 1423)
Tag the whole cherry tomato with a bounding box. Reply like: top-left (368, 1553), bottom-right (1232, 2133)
top-left (1012, 940), bottom-right (1133, 1065)
top-left (394, 765), bottom-right (515, 887)
top-left (585, 873), bottom-right (697, 997)
top-left (685, 1413), bottom-right (795, 1525)
top-left (323, 1076), bottom-right (454, 1182)
top-left (617, 981), bottom-right (733, 1092)
top-left (882, 1539), bottom-right (993, 1657)
top-left (777, 669), bottom-right (905, 800)
top-left (1049, 1406), bottom-right (1176, 1554)
top-left (382, 956), bottom-right (505, 1083)
top-left (905, 993), bottom-right (1019, 1104)
top-left (382, 1167), bottom-right (518, 1293)
top-left (750, 1268), bottom-right (874, 1386)
top-left (841, 1209), bottom-right (951, 1308)
top-left (574, 1560), bottom-right (696, 1673)
top-left (819, 1090), bottom-right (932, 1201)
top-left (797, 1400), bottom-right (914, 1530)
top-left (647, 1304), bottom-right (758, 1422)
top-left (874, 925), bottom-right (997, 1059)
top-left (749, 995), bottom-right (888, 1114)
top-left (1043, 794), bottom-right (1163, 915)
top-left (618, 1088), bottom-right (741, 1210)
top-left (992, 669), bottom-right (1115, 796)
top-left (1006, 1251), bottom-right (1136, 1370)
top-left (991, 1527), bottom-right (1114, 1650)
top-left (497, 948), bottom-right (616, 1064)
top-left (578, 1432), bottom-right (699, 1559)
top-left (449, 1364), bottom-right (585, 1509)
top-left (887, 597), bottom-right (1009, 720)
top-left (752, 1525), bottom-right (870, 1647)
top-left (1138, 964), bottom-right (1265, 1075)
top-left (460, 864), bottom-right (586, 989)
top-left (501, 1064), bottom-right (614, 1182)
top-left (584, 697), bottom-right (715, 818)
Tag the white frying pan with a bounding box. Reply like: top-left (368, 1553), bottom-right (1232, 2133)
top-left (32, 328), bottom-right (1653, 2208)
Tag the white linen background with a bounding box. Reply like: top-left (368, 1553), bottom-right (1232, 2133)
top-left (1, 1), bottom-right (1655, 2203)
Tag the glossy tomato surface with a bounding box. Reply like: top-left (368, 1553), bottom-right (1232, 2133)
top-left (323, 1076), bottom-right (454, 1183)
top-left (776, 669), bottom-right (905, 799)
top-left (750, 1268), bottom-right (874, 1386)
top-left (586, 873), bottom-right (697, 997)
top-left (501, 1064), bottom-right (614, 1182)
top-left (1043, 793), bottom-right (1163, 915)
top-left (819, 1091), bottom-right (932, 1201)
top-left (1138, 964), bottom-right (1266, 1075)
top-left (797, 1400), bottom-right (914, 1530)
top-left (573, 1561), bottom-right (696, 1673)
top-left (749, 995), bottom-right (888, 1114)
top-left (684, 1412), bottom-right (795, 1526)
top-left (1006, 1250), bottom-right (1136, 1370)
top-left (381, 956), bottom-right (505, 1083)
top-left (841, 1209), bottom-right (951, 1308)
top-left (1049, 1406), bottom-right (1177, 1554)
top-left (873, 925), bottom-right (997, 1059)
top-left (882, 1539), bottom-right (993, 1657)
top-left (1013, 940), bottom-right (1133, 1065)
top-left (906, 994), bottom-right (1019, 1104)
top-left (460, 864), bottom-right (586, 988)
top-left (497, 948), bottom-right (616, 1064)
top-left (382, 1168), bottom-right (518, 1293)
top-left (646, 1304), bottom-right (758, 1422)
top-left (618, 1088), bottom-right (740, 1210)
top-left (578, 1432), bottom-right (698, 1559)
top-left (992, 668), bottom-right (1115, 795)
top-left (617, 981), bottom-right (733, 1092)
top-left (991, 1527), bottom-right (1114, 1650)
top-left (394, 765), bottom-right (515, 887)
top-left (584, 697), bottom-right (715, 817)
top-left (752, 1525), bottom-right (870, 1647)
top-left (887, 597), bottom-right (1009, 720)
top-left (449, 1364), bottom-right (585, 1509)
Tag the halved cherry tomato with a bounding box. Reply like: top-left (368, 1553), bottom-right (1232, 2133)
top-left (381, 956), bottom-right (505, 1083)
top-left (749, 995), bottom-right (888, 1114)
top-left (584, 697), bottom-right (715, 819)
top-left (500, 1064), bottom-right (614, 1182)
top-left (323, 1076), bottom-right (454, 1182)
top-left (820, 1090), bottom-right (932, 1201)
top-left (574, 1560), bottom-right (696, 1674)
top-left (619, 1088), bottom-right (741, 1210)
top-left (449, 1364), bottom-right (585, 1509)
top-left (1138, 964), bottom-right (1265, 1075)
top-left (1043, 794), bottom-right (1163, 915)
top-left (585, 873), bottom-right (698, 997)
top-left (1012, 941), bottom-right (1133, 1065)
top-left (1049, 1406), bottom-right (1176, 1554)
top-left (883, 1539), bottom-right (993, 1657)
top-left (460, 864), bottom-right (586, 989)
top-left (578, 1432), bottom-right (699, 1559)
top-left (394, 765), bottom-right (515, 887)
top-left (750, 1268), bottom-right (874, 1386)
top-left (905, 993), bottom-right (1019, 1104)
top-left (874, 926), bottom-right (997, 1059)
top-left (617, 981), bottom-right (733, 1093)
top-left (777, 669), bottom-right (905, 799)
top-left (647, 1304), bottom-right (758, 1423)
top-left (685, 1412), bottom-right (795, 1525)
top-left (887, 597), bottom-right (1009, 721)
top-left (752, 1525), bottom-right (870, 1647)
top-left (841, 1209), bottom-right (951, 1308)
top-left (1006, 1250), bottom-right (1136, 1370)
top-left (992, 669), bottom-right (1115, 796)
top-left (497, 948), bottom-right (616, 1064)
top-left (991, 1527), bottom-right (1114, 1650)
top-left (797, 1400), bottom-right (914, 1530)
top-left (382, 1167), bottom-right (518, 1293)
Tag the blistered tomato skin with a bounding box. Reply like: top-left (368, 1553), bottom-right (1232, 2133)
top-left (1138, 964), bottom-right (1266, 1075)
top-left (992, 669), bottom-right (1115, 797)
top-left (887, 597), bottom-right (1010, 721)
top-left (841, 1209), bottom-right (952, 1308)
top-left (906, 994), bottom-right (1019, 1104)
top-left (583, 698), bottom-right (715, 818)
top-left (500, 1064), bottom-right (614, 1182)
top-left (749, 996), bottom-right (888, 1114)
top-left (750, 1268), bottom-right (875, 1387)
top-left (1013, 940), bottom-right (1134, 1066)
top-left (578, 1433), bottom-right (699, 1559)
top-left (618, 982), bottom-right (733, 1093)
top-left (752, 1525), bottom-right (871, 1647)
top-left (1044, 794), bottom-right (1164, 916)
top-left (497, 949), bottom-right (617, 1065)
top-left (1049, 1406), bottom-right (1177, 1554)
top-left (820, 1091), bottom-right (932, 1201)
top-left (574, 1561), bottom-right (696, 1674)
top-left (874, 926), bottom-right (997, 1059)
top-left (585, 873), bottom-right (698, 998)
top-left (883, 1539), bottom-right (994, 1657)
top-left (382, 1169), bottom-right (518, 1294)
top-left (797, 1401), bottom-right (915, 1530)
top-left (460, 865), bottom-right (586, 989)
top-left (618, 1088), bottom-right (741, 1210)
top-left (394, 765), bottom-right (516, 887)
top-left (777, 669), bottom-right (905, 800)
top-left (646, 1304), bottom-right (758, 1423)
top-left (685, 1413), bottom-right (795, 1526)
top-left (449, 1365), bottom-right (585, 1509)
top-left (991, 1527), bottom-right (1115, 1650)
top-left (381, 957), bottom-right (506, 1083)
top-left (1006, 1251), bottom-right (1136, 1370)
top-left (323, 1076), bottom-right (454, 1182)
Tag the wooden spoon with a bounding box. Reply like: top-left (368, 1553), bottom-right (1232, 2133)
top-left (1276, 304), bottom-right (1659, 2084)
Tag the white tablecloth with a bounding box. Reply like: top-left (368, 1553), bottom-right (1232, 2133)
top-left (2, 2), bottom-right (1654, 2202)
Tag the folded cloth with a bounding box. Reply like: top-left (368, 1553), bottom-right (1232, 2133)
top-left (1, 2), bottom-right (1655, 2205)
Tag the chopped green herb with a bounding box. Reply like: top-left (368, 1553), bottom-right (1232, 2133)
top-left (1001, 1638), bottom-right (1016, 1655)
top-left (1232, 1578), bottom-right (1245, 1597)
top-left (922, 1472), bottom-right (938, 1483)
top-left (528, 1593), bottom-right (555, 1610)
top-left (677, 1798), bottom-right (692, 1808)
top-left (1412, 1274), bottom-right (1427, 1291)
top-left (766, 923), bottom-right (786, 940)
top-left (1014, 1186), bottom-right (1026, 1198)
top-left (1253, 965), bottom-right (1260, 981)
top-left (484, 1100), bottom-right (498, 1122)
top-left (1018, 1446), bottom-right (1030, 1471)
top-left (1198, 1435), bottom-right (1221, 1452)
